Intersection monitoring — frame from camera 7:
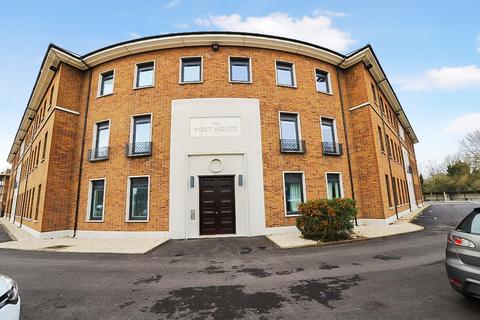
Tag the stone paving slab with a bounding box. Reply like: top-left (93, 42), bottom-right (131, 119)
top-left (0, 218), bottom-right (168, 254)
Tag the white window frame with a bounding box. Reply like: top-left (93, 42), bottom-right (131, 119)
top-left (86, 178), bottom-right (106, 222)
top-left (91, 119), bottom-right (111, 151)
top-left (97, 70), bottom-right (115, 97)
top-left (282, 171), bottom-right (307, 217)
top-left (275, 60), bottom-right (297, 88)
top-left (278, 111), bottom-right (302, 141)
top-left (319, 116), bottom-right (339, 144)
top-left (129, 113), bottom-right (153, 144)
top-left (133, 60), bottom-right (155, 89)
top-left (325, 172), bottom-right (344, 199)
top-left (179, 56), bottom-right (203, 84)
top-left (314, 68), bottom-right (333, 95)
top-left (125, 175), bottom-right (150, 222)
top-left (228, 56), bottom-right (252, 83)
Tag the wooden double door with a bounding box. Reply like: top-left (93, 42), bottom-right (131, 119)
top-left (199, 175), bottom-right (236, 235)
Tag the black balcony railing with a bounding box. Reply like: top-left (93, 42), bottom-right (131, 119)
top-left (125, 142), bottom-right (152, 157)
top-left (88, 147), bottom-right (109, 161)
top-left (322, 142), bottom-right (343, 156)
top-left (280, 139), bottom-right (306, 153)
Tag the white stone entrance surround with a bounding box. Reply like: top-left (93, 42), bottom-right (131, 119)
top-left (169, 98), bottom-right (266, 239)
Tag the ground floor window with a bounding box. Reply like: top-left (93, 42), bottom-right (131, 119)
top-left (89, 180), bottom-right (105, 221)
top-left (128, 177), bottom-right (149, 221)
top-left (284, 172), bottom-right (304, 215)
top-left (326, 173), bottom-right (342, 199)
top-left (385, 175), bottom-right (393, 208)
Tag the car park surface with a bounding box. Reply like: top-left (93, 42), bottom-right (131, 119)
top-left (0, 203), bottom-right (479, 319)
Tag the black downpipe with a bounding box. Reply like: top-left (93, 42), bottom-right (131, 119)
top-left (335, 64), bottom-right (358, 226)
top-left (73, 69), bottom-right (93, 237)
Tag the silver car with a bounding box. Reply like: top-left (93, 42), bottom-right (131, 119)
top-left (446, 207), bottom-right (480, 298)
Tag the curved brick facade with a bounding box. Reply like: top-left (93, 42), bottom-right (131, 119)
top-left (3, 33), bottom-right (422, 238)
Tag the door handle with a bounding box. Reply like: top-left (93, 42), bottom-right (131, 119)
top-left (215, 211), bottom-right (218, 215)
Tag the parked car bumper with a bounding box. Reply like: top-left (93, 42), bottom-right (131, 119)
top-left (446, 252), bottom-right (480, 297)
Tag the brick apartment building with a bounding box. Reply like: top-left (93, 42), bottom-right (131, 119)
top-left (3, 32), bottom-right (422, 239)
top-left (0, 169), bottom-right (10, 217)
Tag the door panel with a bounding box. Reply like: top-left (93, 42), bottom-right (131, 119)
top-left (199, 176), bottom-right (236, 235)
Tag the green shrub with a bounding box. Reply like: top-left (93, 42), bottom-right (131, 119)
top-left (295, 198), bottom-right (357, 241)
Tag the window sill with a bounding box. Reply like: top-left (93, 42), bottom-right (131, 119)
top-left (126, 152), bottom-right (152, 158)
top-left (229, 80), bottom-right (252, 84)
top-left (276, 84), bottom-right (297, 89)
top-left (125, 219), bottom-right (149, 223)
top-left (316, 90), bottom-right (333, 96)
top-left (133, 85), bottom-right (155, 90)
top-left (88, 157), bottom-right (109, 162)
top-left (179, 81), bottom-right (203, 85)
top-left (86, 219), bottom-right (104, 223)
top-left (285, 213), bottom-right (300, 217)
top-left (97, 93), bottom-right (113, 99)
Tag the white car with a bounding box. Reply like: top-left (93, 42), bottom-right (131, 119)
top-left (0, 274), bottom-right (20, 320)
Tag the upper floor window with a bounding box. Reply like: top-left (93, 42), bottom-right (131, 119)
top-left (99, 70), bottom-right (114, 96)
top-left (280, 113), bottom-right (304, 152)
top-left (90, 121), bottom-right (110, 161)
top-left (315, 69), bottom-right (331, 93)
top-left (127, 115), bottom-right (152, 156)
top-left (284, 172), bottom-right (305, 215)
top-left (180, 57), bottom-right (202, 83)
top-left (371, 83), bottom-right (377, 102)
top-left (326, 173), bottom-right (343, 199)
top-left (378, 126), bottom-right (385, 153)
top-left (135, 61), bottom-right (155, 88)
top-left (42, 132), bottom-right (48, 160)
top-left (229, 57), bottom-right (251, 83)
top-left (321, 117), bottom-right (341, 155)
top-left (399, 124), bottom-right (405, 140)
top-left (49, 85), bottom-right (55, 109)
top-left (276, 61), bottom-right (295, 87)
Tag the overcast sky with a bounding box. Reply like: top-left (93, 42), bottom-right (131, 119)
top-left (1, 0), bottom-right (479, 172)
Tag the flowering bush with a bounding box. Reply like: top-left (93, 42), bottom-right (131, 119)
top-left (295, 198), bottom-right (357, 241)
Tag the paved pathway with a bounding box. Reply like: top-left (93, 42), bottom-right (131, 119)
top-left (0, 203), bottom-right (480, 319)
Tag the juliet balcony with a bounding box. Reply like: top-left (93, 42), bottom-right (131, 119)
top-left (280, 139), bottom-right (306, 153)
top-left (87, 147), bottom-right (109, 161)
top-left (125, 142), bottom-right (152, 157)
top-left (322, 142), bottom-right (343, 156)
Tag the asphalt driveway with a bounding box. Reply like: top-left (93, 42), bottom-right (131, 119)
top-left (1, 202), bottom-right (479, 319)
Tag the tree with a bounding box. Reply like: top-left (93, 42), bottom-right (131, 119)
top-left (446, 161), bottom-right (470, 177)
top-left (461, 130), bottom-right (480, 170)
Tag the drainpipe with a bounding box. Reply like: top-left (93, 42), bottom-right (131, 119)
top-left (73, 67), bottom-right (92, 237)
top-left (336, 61), bottom-right (357, 226)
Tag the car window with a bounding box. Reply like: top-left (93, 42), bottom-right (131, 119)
top-left (456, 210), bottom-right (480, 235)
